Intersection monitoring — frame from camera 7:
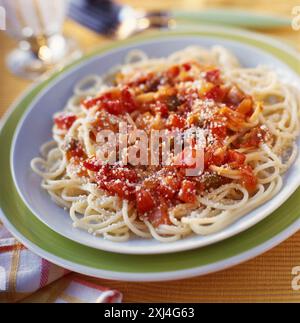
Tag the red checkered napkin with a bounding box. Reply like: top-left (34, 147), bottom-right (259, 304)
top-left (0, 222), bottom-right (122, 303)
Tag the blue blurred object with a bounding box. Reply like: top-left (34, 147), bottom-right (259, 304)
top-left (68, 0), bottom-right (122, 34)
top-left (68, 0), bottom-right (170, 38)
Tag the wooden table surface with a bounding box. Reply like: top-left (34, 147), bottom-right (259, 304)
top-left (1, 0), bottom-right (300, 303)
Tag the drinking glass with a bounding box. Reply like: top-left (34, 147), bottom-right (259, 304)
top-left (0, 0), bottom-right (81, 79)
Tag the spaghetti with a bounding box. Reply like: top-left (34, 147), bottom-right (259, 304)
top-left (31, 46), bottom-right (300, 242)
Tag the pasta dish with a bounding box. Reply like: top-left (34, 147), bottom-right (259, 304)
top-left (31, 46), bottom-right (300, 242)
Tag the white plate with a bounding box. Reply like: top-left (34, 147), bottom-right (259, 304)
top-left (10, 34), bottom-right (300, 255)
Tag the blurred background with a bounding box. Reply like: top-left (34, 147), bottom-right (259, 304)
top-left (0, 0), bottom-right (299, 117)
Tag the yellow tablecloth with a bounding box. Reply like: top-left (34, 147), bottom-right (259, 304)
top-left (1, 0), bottom-right (300, 303)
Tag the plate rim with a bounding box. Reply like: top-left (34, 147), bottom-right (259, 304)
top-left (1, 201), bottom-right (299, 282)
top-left (1, 25), bottom-right (300, 281)
top-left (9, 29), bottom-right (300, 255)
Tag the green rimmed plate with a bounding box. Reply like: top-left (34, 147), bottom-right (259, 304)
top-left (1, 26), bottom-right (300, 281)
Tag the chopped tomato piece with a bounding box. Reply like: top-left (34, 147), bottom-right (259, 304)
top-left (236, 126), bottom-right (271, 149)
top-left (148, 206), bottom-right (171, 227)
top-left (240, 165), bottom-right (257, 192)
top-left (83, 87), bottom-right (137, 115)
top-left (142, 177), bottom-right (159, 190)
top-left (167, 114), bottom-right (186, 129)
top-left (178, 180), bottom-right (197, 203)
top-left (95, 165), bottom-right (110, 190)
top-left (128, 72), bottom-right (153, 87)
top-left (157, 184), bottom-right (176, 200)
top-left (210, 124), bottom-right (227, 139)
top-left (65, 139), bottom-right (86, 160)
top-left (162, 175), bottom-right (182, 192)
top-left (83, 157), bottom-right (102, 172)
top-left (182, 63), bottom-right (192, 71)
top-left (204, 69), bottom-right (220, 84)
top-left (121, 87), bottom-right (138, 113)
top-left (82, 97), bottom-right (101, 109)
top-left (204, 146), bottom-right (226, 169)
top-left (54, 113), bottom-right (77, 130)
top-left (136, 189), bottom-right (155, 213)
top-left (96, 165), bottom-right (137, 200)
top-left (111, 167), bottom-right (138, 183)
top-left (166, 65), bottom-right (180, 79)
top-left (226, 150), bottom-right (246, 166)
top-left (154, 102), bottom-right (169, 118)
top-left (205, 85), bottom-right (226, 101)
top-left (208, 115), bottom-right (228, 139)
top-left (105, 181), bottom-right (135, 200)
top-left (101, 92), bottom-right (123, 115)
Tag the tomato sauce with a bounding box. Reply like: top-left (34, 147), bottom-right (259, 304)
top-left (54, 113), bottom-right (77, 130)
top-left (60, 61), bottom-right (271, 226)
